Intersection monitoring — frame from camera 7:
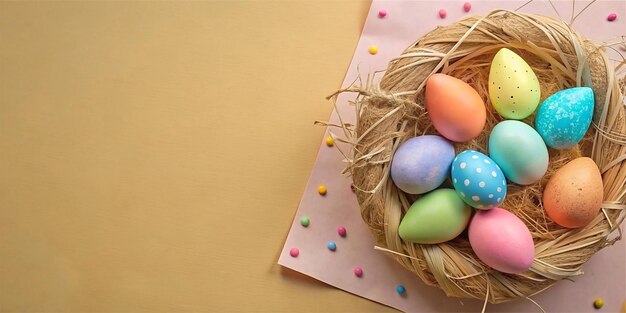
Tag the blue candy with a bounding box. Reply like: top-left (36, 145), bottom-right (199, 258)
top-left (396, 285), bottom-right (406, 295)
top-left (327, 241), bottom-right (336, 251)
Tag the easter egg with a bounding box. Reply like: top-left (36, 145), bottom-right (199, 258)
top-left (488, 120), bottom-right (549, 185)
top-left (399, 189), bottom-right (471, 244)
top-left (488, 48), bottom-right (541, 119)
top-left (535, 87), bottom-right (595, 149)
top-left (469, 208), bottom-right (535, 274)
top-left (451, 150), bottom-right (506, 209)
top-left (425, 73), bottom-right (486, 142)
top-left (391, 135), bottom-right (455, 195)
top-left (543, 157), bottom-right (603, 228)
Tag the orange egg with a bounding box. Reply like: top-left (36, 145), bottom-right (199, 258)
top-left (425, 74), bottom-right (486, 142)
top-left (543, 157), bottom-right (603, 228)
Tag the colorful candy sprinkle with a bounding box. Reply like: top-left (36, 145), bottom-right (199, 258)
top-left (327, 241), bottom-right (337, 251)
top-left (594, 298), bottom-right (604, 309)
top-left (318, 185), bottom-right (327, 195)
top-left (607, 13), bottom-right (617, 22)
top-left (290, 248), bottom-right (300, 257)
top-left (368, 45), bottom-right (378, 55)
top-left (325, 136), bottom-right (334, 146)
top-left (337, 226), bottom-right (347, 237)
top-left (378, 9), bottom-right (387, 18)
top-left (300, 216), bottom-right (310, 227)
top-left (438, 8), bottom-right (447, 19)
top-left (396, 284), bottom-right (406, 295)
top-left (350, 183), bottom-right (356, 193)
top-left (463, 2), bottom-right (472, 12)
top-left (354, 266), bottom-right (363, 277)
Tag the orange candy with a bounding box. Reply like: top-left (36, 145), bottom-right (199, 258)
top-left (318, 185), bottom-right (327, 195)
top-left (425, 74), bottom-right (486, 142)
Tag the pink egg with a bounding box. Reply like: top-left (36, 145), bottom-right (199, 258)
top-left (469, 208), bottom-right (534, 274)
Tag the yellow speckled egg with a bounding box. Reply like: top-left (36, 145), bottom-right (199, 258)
top-left (543, 157), bottom-right (603, 228)
top-left (488, 48), bottom-right (541, 119)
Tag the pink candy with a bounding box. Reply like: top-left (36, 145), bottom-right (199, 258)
top-left (438, 9), bottom-right (447, 19)
top-left (463, 2), bottom-right (472, 12)
top-left (337, 226), bottom-right (347, 237)
top-left (354, 266), bottom-right (363, 277)
top-left (289, 248), bottom-right (299, 257)
top-left (607, 13), bottom-right (617, 22)
top-left (378, 9), bottom-right (387, 18)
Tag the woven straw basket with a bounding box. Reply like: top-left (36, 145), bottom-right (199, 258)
top-left (332, 10), bottom-right (626, 304)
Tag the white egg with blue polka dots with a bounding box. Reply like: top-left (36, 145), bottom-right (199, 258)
top-left (451, 150), bottom-right (506, 210)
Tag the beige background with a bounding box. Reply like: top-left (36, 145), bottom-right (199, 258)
top-left (0, 1), bottom-right (396, 312)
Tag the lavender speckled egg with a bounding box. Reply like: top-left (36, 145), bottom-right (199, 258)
top-left (391, 135), bottom-right (455, 195)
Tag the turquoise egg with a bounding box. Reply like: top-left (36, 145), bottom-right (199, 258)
top-left (535, 87), bottom-right (594, 149)
top-left (489, 121), bottom-right (549, 185)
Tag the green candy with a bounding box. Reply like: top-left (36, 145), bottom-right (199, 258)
top-left (399, 189), bottom-right (471, 244)
top-left (300, 216), bottom-right (310, 227)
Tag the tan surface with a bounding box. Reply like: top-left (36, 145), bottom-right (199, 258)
top-left (0, 1), bottom-right (394, 312)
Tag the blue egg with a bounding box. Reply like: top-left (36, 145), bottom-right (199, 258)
top-left (391, 135), bottom-right (455, 195)
top-left (451, 150), bottom-right (506, 209)
top-left (535, 87), bottom-right (594, 149)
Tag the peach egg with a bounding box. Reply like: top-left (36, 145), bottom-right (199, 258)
top-left (543, 157), bottom-right (603, 228)
top-left (425, 74), bottom-right (486, 142)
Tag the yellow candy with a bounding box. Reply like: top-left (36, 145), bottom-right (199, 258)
top-left (325, 136), bottom-right (334, 146)
top-left (368, 45), bottom-right (378, 55)
top-left (318, 185), bottom-right (327, 195)
top-left (594, 298), bottom-right (604, 309)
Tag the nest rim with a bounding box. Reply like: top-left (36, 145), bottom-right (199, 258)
top-left (346, 10), bottom-right (626, 304)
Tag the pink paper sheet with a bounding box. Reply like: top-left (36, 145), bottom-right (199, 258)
top-left (279, 1), bottom-right (626, 312)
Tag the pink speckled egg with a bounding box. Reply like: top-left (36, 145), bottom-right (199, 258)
top-left (469, 208), bottom-right (534, 274)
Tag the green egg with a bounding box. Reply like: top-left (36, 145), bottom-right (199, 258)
top-left (398, 189), bottom-right (471, 244)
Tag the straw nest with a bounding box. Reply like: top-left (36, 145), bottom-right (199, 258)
top-left (328, 10), bottom-right (626, 304)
